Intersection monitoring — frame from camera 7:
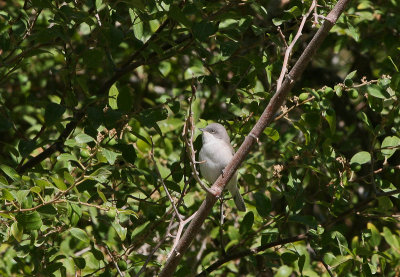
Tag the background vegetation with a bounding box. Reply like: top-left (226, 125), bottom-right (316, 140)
top-left (1, 0), bottom-right (400, 276)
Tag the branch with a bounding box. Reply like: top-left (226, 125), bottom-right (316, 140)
top-left (159, 1), bottom-right (351, 275)
top-left (105, 245), bottom-right (125, 277)
top-left (134, 213), bottom-right (176, 277)
top-left (276, 0), bottom-right (317, 91)
top-left (196, 234), bottom-right (308, 277)
top-left (150, 137), bottom-right (183, 221)
top-left (182, 81), bottom-right (215, 195)
top-left (16, 111), bottom-right (85, 173)
top-left (324, 189), bottom-right (400, 229)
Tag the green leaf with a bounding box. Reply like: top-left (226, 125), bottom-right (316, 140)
top-left (345, 70), bottom-right (357, 81)
top-left (381, 136), bottom-right (400, 158)
top-left (15, 190), bottom-right (30, 204)
top-left (102, 148), bottom-right (119, 165)
top-left (64, 171), bottom-right (74, 185)
top-left (169, 5), bottom-right (191, 27)
top-left (11, 222), bottom-right (23, 242)
top-left (192, 21), bottom-right (217, 41)
top-left (34, 179), bottom-right (53, 189)
top-left (275, 265), bottom-right (293, 277)
top-left (37, 205), bottom-right (57, 218)
top-left (45, 102), bottom-right (66, 126)
top-left (382, 227), bottom-right (399, 250)
top-left (138, 108), bottom-right (168, 127)
top-left (68, 203), bottom-right (82, 226)
top-left (346, 22), bottom-right (360, 41)
top-left (31, 0), bottom-right (53, 8)
top-left (367, 223), bottom-right (381, 247)
top-left (281, 252), bottom-right (298, 263)
top-left (171, 162), bottom-right (183, 182)
top-left (75, 133), bottom-right (94, 144)
top-left (117, 144), bottom-right (137, 164)
top-left (288, 215), bottom-right (318, 228)
top-left (165, 180), bottom-right (181, 193)
top-left (298, 254), bottom-right (305, 273)
top-left (112, 221), bottom-right (127, 241)
top-left (109, 84), bottom-right (119, 110)
top-left (331, 231), bottom-right (348, 255)
top-left (272, 18), bottom-right (285, 26)
top-left (51, 176), bottom-right (68, 190)
top-left (0, 164), bottom-right (20, 181)
top-left (378, 196), bottom-right (393, 211)
top-left (133, 20), bottom-right (144, 41)
top-left (117, 86), bottom-right (133, 112)
top-left (359, 112), bottom-right (373, 131)
top-left (97, 186), bottom-right (107, 203)
top-left (73, 257), bottom-right (86, 269)
top-left (220, 41), bottom-right (239, 57)
top-left (70, 227), bottom-right (90, 244)
top-left (335, 85), bottom-right (343, 97)
top-left (16, 211), bottom-right (43, 231)
top-left (0, 175), bottom-right (8, 186)
top-left (18, 139), bottom-right (36, 157)
top-left (88, 168), bottom-right (111, 183)
top-left (44, 262), bottom-right (64, 274)
top-left (83, 48), bottom-right (103, 68)
top-left (264, 127), bottom-right (280, 141)
top-left (302, 111), bottom-right (321, 128)
top-left (131, 221), bottom-right (150, 239)
top-left (30, 186), bottom-right (41, 195)
top-left (253, 192), bottom-right (271, 217)
top-left (57, 153), bottom-right (78, 162)
top-left (227, 225), bottom-right (240, 241)
top-left (350, 151), bottom-right (371, 165)
top-left (1, 188), bottom-right (14, 201)
top-left (324, 109), bottom-right (336, 134)
top-left (367, 84), bottom-right (390, 99)
top-left (240, 211), bottom-right (254, 234)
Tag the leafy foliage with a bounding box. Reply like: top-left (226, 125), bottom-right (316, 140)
top-left (1, 0), bottom-right (400, 276)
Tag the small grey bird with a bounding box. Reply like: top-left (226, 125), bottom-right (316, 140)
top-left (199, 123), bottom-right (246, 211)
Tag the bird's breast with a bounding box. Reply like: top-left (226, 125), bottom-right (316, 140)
top-left (199, 140), bottom-right (234, 183)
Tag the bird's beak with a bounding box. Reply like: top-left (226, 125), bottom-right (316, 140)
top-left (199, 128), bottom-right (205, 132)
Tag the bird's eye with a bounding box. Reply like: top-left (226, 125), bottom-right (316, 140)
top-left (211, 130), bottom-right (215, 133)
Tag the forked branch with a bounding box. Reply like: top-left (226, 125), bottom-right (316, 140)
top-left (159, 0), bottom-right (351, 276)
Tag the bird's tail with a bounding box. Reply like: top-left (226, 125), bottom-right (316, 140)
top-left (227, 182), bottom-right (246, 212)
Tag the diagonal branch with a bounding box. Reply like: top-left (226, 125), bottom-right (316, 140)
top-left (159, 1), bottom-right (351, 276)
top-left (17, 111), bottom-right (85, 174)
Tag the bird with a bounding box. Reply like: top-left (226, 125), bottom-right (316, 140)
top-left (199, 123), bottom-right (246, 211)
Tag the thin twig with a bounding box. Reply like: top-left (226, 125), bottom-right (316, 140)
top-left (2, 176), bottom-right (86, 213)
top-left (105, 245), bottom-right (125, 277)
top-left (276, 0), bottom-right (317, 90)
top-left (134, 213), bottom-right (177, 277)
top-left (274, 96), bottom-right (315, 121)
top-left (168, 212), bottom-right (198, 258)
top-left (182, 81), bottom-right (215, 195)
top-left (277, 26), bottom-right (288, 48)
top-left (150, 137), bottom-right (183, 221)
top-left (196, 234), bottom-right (308, 277)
